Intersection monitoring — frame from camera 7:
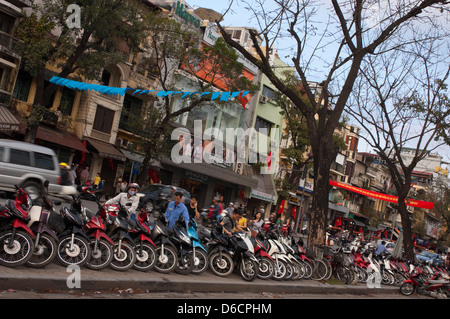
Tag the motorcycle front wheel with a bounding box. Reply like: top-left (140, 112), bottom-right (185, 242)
top-left (27, 233), bottom-right (57, 268)
top-left (134, 243), bottom-right (157, 272)
top-left (110, 242), bottom-right (136, 271)
top-left (0, 230), bottom-right (34, 267)
top-left (257, 256), bottom-right (274, 280)
top-left (209, 251), bottom-right (234, 277)
top-left (190, 249), bottom-right (208, 275)
top-left (154, 244), bottom-right (178, 273)
top-left (57, 235), bottom-right (91, 267)
top-left (86, 239), bottom-right (114, 270)
top-left (239, 258), bottom-right (258, 282)
top-left (175, 252), bottom-right (194, 275)
top-left (399, 282), bottom-right (415, 296)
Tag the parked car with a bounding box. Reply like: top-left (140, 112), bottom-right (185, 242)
top-left (0, 139), bottom-right (73, 199)
top-left (416, 250), bottom-right (445, 267)
top-left (138, 183), bottom-right (191, 213)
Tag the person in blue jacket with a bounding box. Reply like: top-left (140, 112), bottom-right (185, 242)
top-left (165, 191), bottom-right (189, 229)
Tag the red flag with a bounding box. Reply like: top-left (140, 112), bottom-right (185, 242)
top-left (291, 205), bottom-right (297, 218)
top-left (80, 140), bottom-right (87, 164)
top-left (237, 92), bottom-right (249, 108)
top-left (277, 200), bottom-right (286, 215)
top-left (265, 151), bottom-right (272, 170)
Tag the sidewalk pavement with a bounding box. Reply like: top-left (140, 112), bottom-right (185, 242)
top-left (0, 263), bottom-right (398, 296)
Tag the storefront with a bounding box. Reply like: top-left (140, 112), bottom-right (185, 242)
top-left (161, 158), bottom-right (258, 210)
top-left (84, 137), bottom-right (126, 196)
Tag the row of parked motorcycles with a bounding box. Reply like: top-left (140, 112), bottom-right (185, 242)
top-left (323, 236), bottom-right (450, 299)
top-left (0, 183), bottom-right (317, 282)
top-left (1, 184), bottom-right (448, 298)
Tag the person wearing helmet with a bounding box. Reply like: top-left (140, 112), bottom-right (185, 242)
top-left (59, 162), bottom-right (72, 186)
top-left (105, 182), bottom-right (140, 220)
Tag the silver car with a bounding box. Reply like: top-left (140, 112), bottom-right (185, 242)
top-left (0, 139), bottom-right (68, 199)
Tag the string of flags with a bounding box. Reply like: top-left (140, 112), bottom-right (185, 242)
top-left (49, 76), bottom-right (251, 108)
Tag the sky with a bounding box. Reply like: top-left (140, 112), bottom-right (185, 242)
top-left (184, 0), bottom-right (450, 168)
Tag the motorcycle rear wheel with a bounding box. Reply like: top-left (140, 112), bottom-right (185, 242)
top-left (399, 282), bottom-right (415, 296)
top-left (0, 230), bottom-right (35, 267)
top-left (110, 242), bottom-right (136, 271)
top-left (86, 239), bottom-right (114, 270)
top-left (57, 235), bottom-right (91, 267)
top-left (27, 233), bottom-right (57, 268)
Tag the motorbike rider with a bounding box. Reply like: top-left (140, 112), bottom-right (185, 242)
top-left (104, 182), bottom-right (140, 221)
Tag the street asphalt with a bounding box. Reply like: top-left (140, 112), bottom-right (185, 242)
top-left (0, 262), bottom-right (399, 296)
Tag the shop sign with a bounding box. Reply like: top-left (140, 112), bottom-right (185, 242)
top-left (173, 1), bottom-right (201, 28)
top-left (184, 170), bottom-right (209, 183)
top-left (250, 189), bottom-right (275, 203)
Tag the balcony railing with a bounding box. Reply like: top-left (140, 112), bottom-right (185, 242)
top-left (0, 31), bottom-right (21, 60)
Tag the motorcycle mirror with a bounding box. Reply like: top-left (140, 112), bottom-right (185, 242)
top-left (104, 194), bottom-right (110, 200)
top-left (54, 201), bottom-right (62, 206)
top-left (76, 185), bottom-right (83, 192)
top-left (44, 180), bottom-right (49, 188)
top-left (126, 202), bottom-right (132, 207)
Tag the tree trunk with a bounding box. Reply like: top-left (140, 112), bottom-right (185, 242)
top-left (397, 196), bottom-right (415, 260)
top-left (307, 147), bottom-right (335, 249)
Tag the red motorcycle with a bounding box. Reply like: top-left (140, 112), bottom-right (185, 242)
top-left (128, 208), bottom-right (157, 272)
top-left (399, 266), bottom-right (450, 299)
top-left (251, 236), bottom-right (274, 280)
top-left (83, 205), bottom-right (115, 270)
top-left (0, 185), bottom-right (35, 267)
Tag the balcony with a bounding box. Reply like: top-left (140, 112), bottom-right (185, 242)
top-left (0, 31), bottom-right (21, 61)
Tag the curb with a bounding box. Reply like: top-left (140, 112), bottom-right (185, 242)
top-left (0, 263), bottom-right (398, 296)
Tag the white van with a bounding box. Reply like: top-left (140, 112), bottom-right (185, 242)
top-left (0, 139), bottom-right (67, 198)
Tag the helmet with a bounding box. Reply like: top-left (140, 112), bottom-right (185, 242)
top-left (59, 162), bottom-right (68, 168)
top-left (127, 183), bottom-right (140, 191)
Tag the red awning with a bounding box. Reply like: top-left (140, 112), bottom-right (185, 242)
top-left (36, 126), bottom-right (88, 153)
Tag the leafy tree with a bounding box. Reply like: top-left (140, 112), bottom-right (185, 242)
top-left (215, 0), bottom-right (449, 249)
top-left (14, 0), bottom-right (147, 141)
top-left (121, 14), bottom-right (257, 186)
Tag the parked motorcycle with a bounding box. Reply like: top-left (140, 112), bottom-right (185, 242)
top-left (251, 235), bottom-right (275, 280)
top-left (128, 207), bottom-right (157, 272)
top-left (100, 203), bottom-right (136, 271)
top-left (232, 231), bottom-right (259, 281)
top-left (207, 226), bottom-right (234, 278)
top-left (80, 181), bottom-right (103, 201)
top-left (169, 217), bottom-right (194, 275)
top-left (0, 185), bottom-right (35, 267)
top-left (400, 265), bottom-right (450, 299)
top-left (187, 220), bottom-right (208, 275)
top-left (148, 207), bottom-right (178, 274)
top-left (26, 181), bottom-right (60, 268)
top-left (56, 193), bottom-right (92, 267)
top-left (83, 199), bottom-right (114, 271)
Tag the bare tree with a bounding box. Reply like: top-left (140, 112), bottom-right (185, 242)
top-left (213, 0), bottom-right (449, 248)
top-left (346, 35), bottom-right (450, 259)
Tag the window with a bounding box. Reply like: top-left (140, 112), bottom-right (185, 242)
top-left (120, 94), bottom-right (143, 132)
top-left (59, 87), bottom-right (76, 115)
top-left (34, 152), bottom-right (54, 170)
top-left (255, 116), bottom-right (273, 133)
top-left (93, 105), bottom-right (114, 134)
top-left (13, 70), bottom-right (32, 102)
top-left (0, 147), bottom-right (4, 161)
top-left (9, 149), bottom-right (30, 166)
top-left (262, 85), bottom-right (278, 100)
